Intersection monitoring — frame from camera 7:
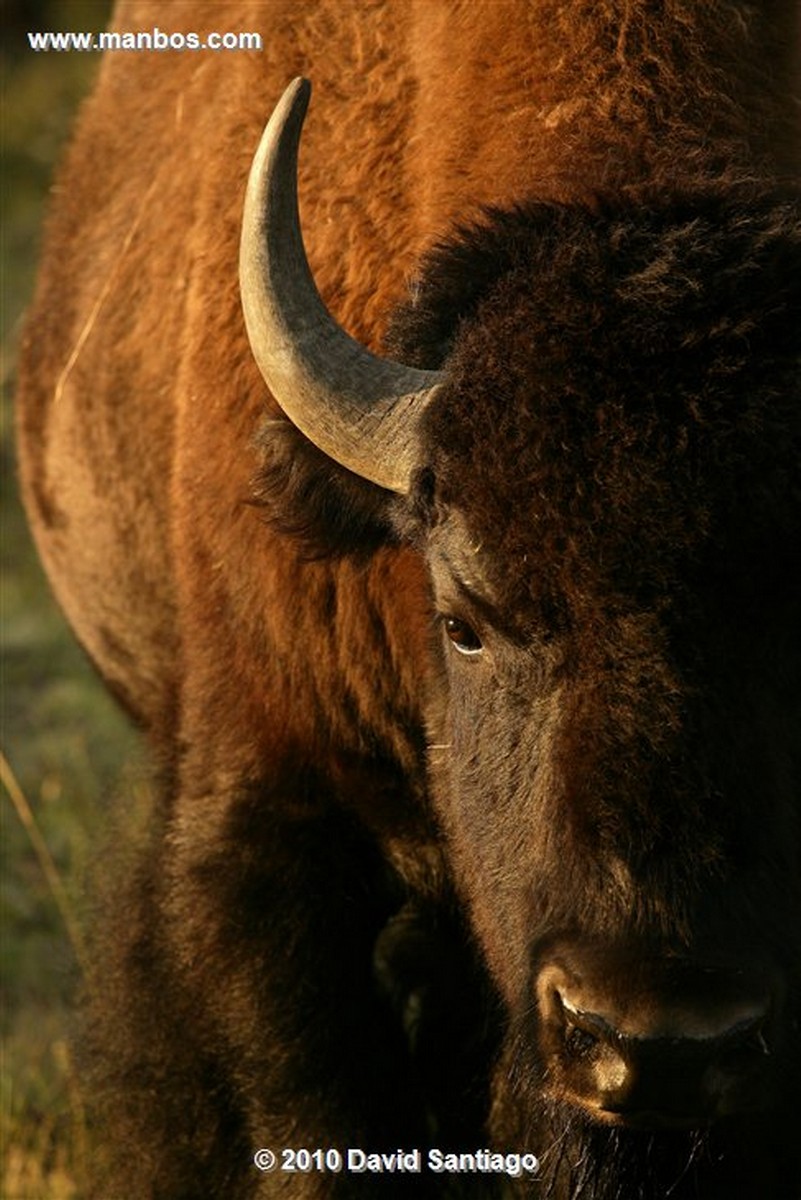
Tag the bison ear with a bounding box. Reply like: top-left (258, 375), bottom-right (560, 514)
top-left (252, 418), bottom-right (400, 558)
top-left (388, 465), bottom-right (451, 549)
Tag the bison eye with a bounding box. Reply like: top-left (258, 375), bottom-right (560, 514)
top-left (443, 616), bottom-right (483, 656)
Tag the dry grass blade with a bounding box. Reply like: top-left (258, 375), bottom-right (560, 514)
top-left (0, 749), bottom-right (91, 980)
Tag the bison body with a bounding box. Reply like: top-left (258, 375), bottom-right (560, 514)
top-left (17, 2), bottom-right (801, 1197)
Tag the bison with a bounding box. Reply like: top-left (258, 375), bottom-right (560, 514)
top-left (16, 1), bottom-right (801, 1197)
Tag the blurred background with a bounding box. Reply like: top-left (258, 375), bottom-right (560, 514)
top-left (2, 3), bottom-right (151, 1195)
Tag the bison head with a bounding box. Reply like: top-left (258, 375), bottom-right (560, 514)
top-left (241, 80), bottom-right (801, 1169)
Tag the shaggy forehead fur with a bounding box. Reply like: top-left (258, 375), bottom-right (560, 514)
top-left (391, 189), bottom-right (801, 627)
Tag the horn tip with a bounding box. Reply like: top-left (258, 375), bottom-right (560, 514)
top-left (287, 76), bottom-right (312, 106)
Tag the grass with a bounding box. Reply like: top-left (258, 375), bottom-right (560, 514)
top-left (0, 4), bottom-right (149, 1195)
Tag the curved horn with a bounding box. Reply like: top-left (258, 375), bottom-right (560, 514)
top-left (240, 77), bottom-right (444, 494)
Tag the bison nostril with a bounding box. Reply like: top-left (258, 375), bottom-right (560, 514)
top-left (565, 1025), bottom-right (600, 1060)
top-left (706, 1019), bottom-right (773, 1103)
top-left (558, 994), bottom-right (615, 1058)
top-left (734, 1018), bottom-right (771, 1056)
top-left (711, 1017), bottom-right (772, 1073)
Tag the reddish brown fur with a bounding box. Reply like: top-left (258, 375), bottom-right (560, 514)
top-left (16, 2), bottom-right (801, 1197)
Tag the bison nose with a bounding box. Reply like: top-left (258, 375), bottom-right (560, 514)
top-left (537, 956), bottom-right (777, 1130)
top-left (555, 999), bottom-right (771, 1128)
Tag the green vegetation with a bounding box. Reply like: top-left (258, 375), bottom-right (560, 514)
top-left (1, 5), bottom-right (148, 1195)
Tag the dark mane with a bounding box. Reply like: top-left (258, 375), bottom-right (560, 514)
top-left (386, 185), bottom-right (801, 369)
top-left (254, 187), bottom-right (801, 564)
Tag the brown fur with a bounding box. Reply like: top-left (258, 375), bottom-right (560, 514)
top-left (16, 2), bottom-right (801, 1197)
